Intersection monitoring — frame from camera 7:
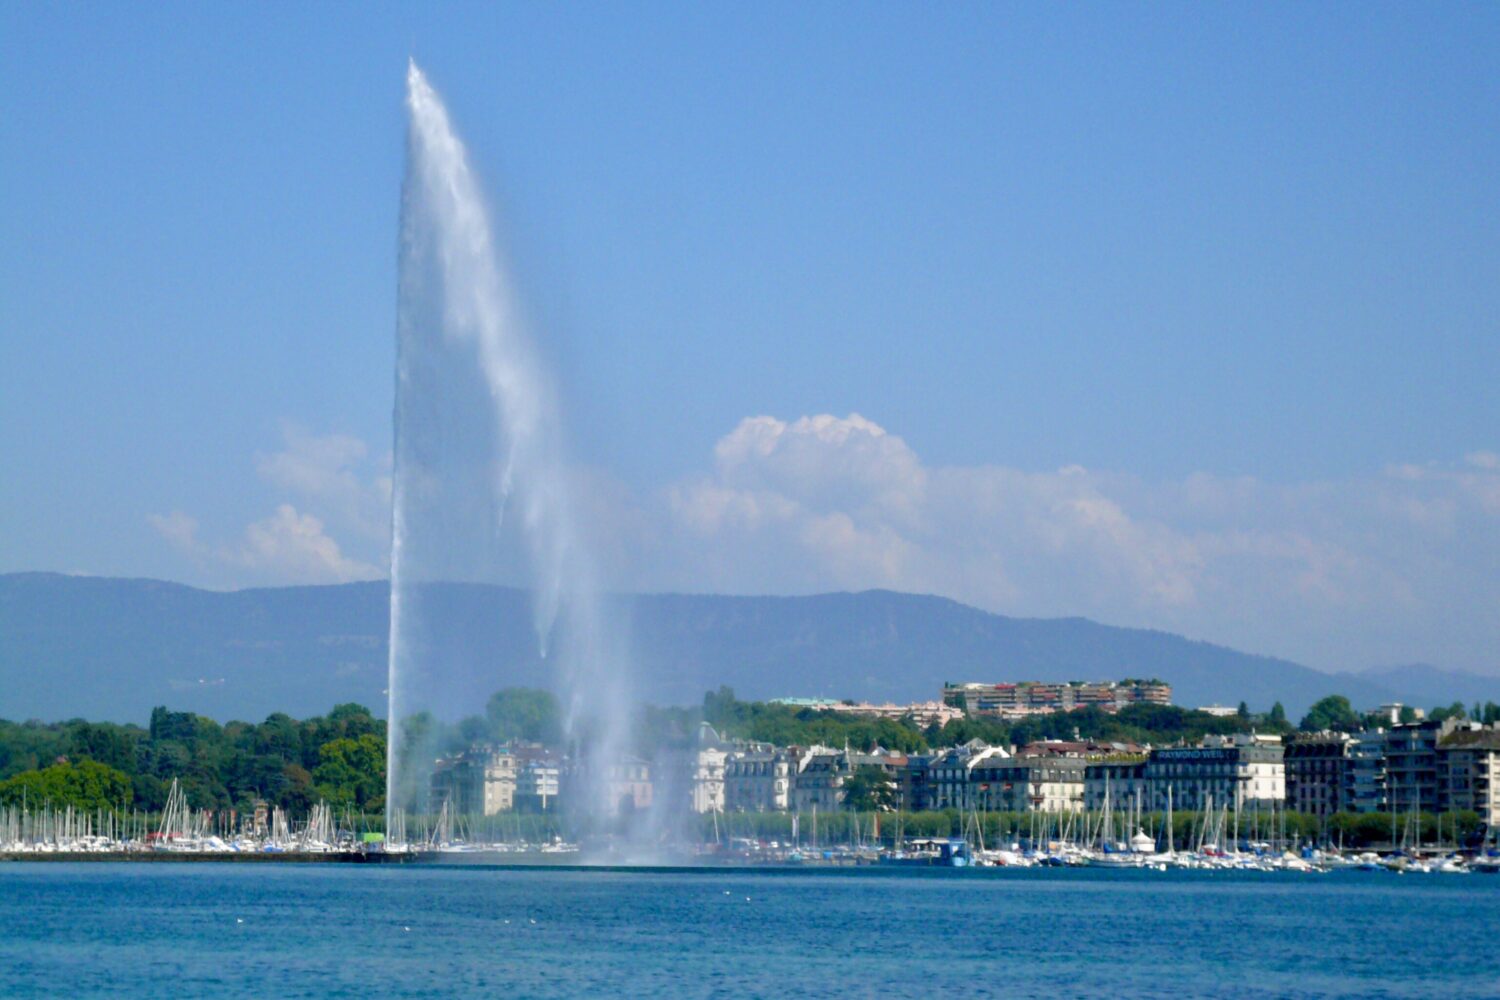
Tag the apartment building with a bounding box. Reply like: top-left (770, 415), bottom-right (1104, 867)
top-left (943, 679), bottom-right (1172, 720)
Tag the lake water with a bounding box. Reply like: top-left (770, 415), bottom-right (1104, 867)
top-left (1, 863), bottom-right (1496, 998)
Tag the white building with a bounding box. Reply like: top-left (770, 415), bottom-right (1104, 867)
top-left (972, 755), bottom-right (1087, 812)
top-left (921, 742), bottom-right (1011, 811)
top-left (724, 746), bottom-right (798, 812)
top-left (792, 749), bottom-right (849, 813)
top-left (671, 722), bottom-right (728, 814)
top-left (1128, 733), bottom-right (1285, 812)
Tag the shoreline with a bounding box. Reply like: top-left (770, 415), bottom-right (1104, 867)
top-left (0, 851), bottom-right (402, 864)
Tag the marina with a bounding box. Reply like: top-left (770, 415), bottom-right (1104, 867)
top-left (6, 803), bottom-right (1496, 874)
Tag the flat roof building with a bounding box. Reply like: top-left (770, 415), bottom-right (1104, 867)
top-left (943, 679), bottom-right (1171, 720)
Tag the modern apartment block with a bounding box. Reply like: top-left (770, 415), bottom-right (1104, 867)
top-left (1378, 718), bottom-right (1500, 822)
top-left (1385, 719), bottom-right (1448, 814)
top-left (513, 756), bottom-right (561, 813)
top-left (1349, 730), bottom-right (1389, 813)
top-left (1439, 726), bottom-right (1500, 827)
top-left (943, 679), bottom-right (1172, 720)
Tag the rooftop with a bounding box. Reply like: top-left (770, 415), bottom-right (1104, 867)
top-left (1439, 723), bottom-right (1500, 751)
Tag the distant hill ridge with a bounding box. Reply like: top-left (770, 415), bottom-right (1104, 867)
top-left (1, 572), bottom-right (1490, 724)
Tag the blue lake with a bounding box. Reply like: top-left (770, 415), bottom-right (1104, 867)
top-left (1, 863), bottom-right (1496, 998)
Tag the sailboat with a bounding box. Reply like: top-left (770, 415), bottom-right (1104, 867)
top-left (1092, 773), bottom-right (1140, 868)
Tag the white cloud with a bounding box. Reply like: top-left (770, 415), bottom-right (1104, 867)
top-left (664, 414), bottom-right (1207, 610)
top-left (146, 410), bottom-right (1500, 672)
top-left (1383, 453), bottom-right (1500, 517)
top-left (235, 504), bottom-right (381, 583)
top-left (150, 503), bottom-right (380, 585)
top-left (713, 413), bottom-right (927, 524)
top-left (150, 424), bottom-right (390, 586)
top-left (644, 414), bottom-right (1500, 672)
top-left (255, 423), bottom-right (391, 541)
top-left (147, 510), bottom-right (202, 553)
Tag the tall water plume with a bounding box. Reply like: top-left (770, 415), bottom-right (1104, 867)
top-left (387, 62), bottom-right (630, 828)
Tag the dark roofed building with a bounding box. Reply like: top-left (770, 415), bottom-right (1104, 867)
top-left (1285, 733), bottom-right (1355, 818)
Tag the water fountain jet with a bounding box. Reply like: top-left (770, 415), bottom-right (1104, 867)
top-left (385, 61), bottom-right (631, 839)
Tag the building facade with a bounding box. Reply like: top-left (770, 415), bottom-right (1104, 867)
top-left (428, 746), bottom-right (517, 816)
top-left (660, 722), bottom-right (729, 815)
top-left (826, 701), bottom-right (966, 728)
top-left (919, 743), bottom-right (1011, 811)
top-left (1349, 730), bottom-right (1388, 814)
top-left (606, 757), bottom-right (653, 813)
top-left (1284, 734), bottom-right (1355, 818)
top-left (1082, 734), bottom-right (1285, 813)
top-left (971, 756), bottom-right (1087, 813)
top-left (944, 679), bottom-right (1172, 720)
top-left (723, 746), bottom-right (797, 812)
top-left (1385, 719), bottom-right (1448, 814)
top-left (1373, 718), bottom-right (1500, 822)
top-left (792, 750), bottom-right (851, 813)
top-left (1082, 760), bottom-right (1148, 811)
top-left (513, 756), bottom-right (560, 813)
top-left (1439, 726), bottom-right (1500, 827)
top-left (688, 737), bottom-right (728, 816)
top-left (1146, 734), bottom-right (1284, 811)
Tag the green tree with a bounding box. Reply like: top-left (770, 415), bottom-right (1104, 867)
top-left (1268, 702), bottom-right (1288, 727)
top-left (458, 715), bottom-right (490, 746)
top-left (131, 773), bottom-right (168, 811)
top-left (1299, 695), bottom-right (1361, 733)
top-left (1236, 701), bottom-right (1250, 720)
top-left (67, 723), bottom-right (136, 772)
top-left (702, 686), bottom-right (742, 727)
top-left (842, 765), bottom-right (897, 812)
top-left (0, 759), bottom-right (133, 812)
top-left (311, 734), bottom-right (386, 810)
top-left (485, 688), bottom-right (562, 744)
top-left (282, 763), bottom-right (315, 813)
top-left (0, 719), bottom-right (77, 780)
top-left (148, 707), bottom-right (199, 743)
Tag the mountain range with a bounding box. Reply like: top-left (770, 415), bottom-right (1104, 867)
top-left (1, 572), bottom-right (1493, 724)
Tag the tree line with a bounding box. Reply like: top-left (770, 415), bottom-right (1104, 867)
top-left (0, 704), bottom-right (387, 816)
top-left (3, 688), bottom-right (1495, 818)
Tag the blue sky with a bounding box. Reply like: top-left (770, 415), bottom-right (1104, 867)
top-left (2, 5), bottom-right (1497, 675)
